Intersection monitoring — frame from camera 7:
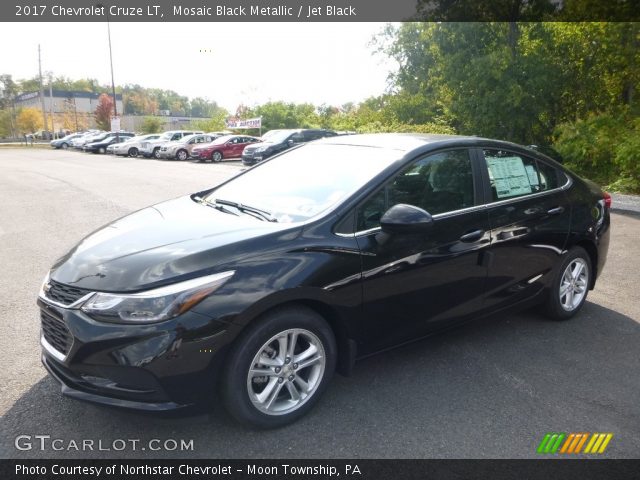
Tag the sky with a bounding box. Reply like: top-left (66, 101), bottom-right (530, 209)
top-left (0, 22), bottom-right (397, 111)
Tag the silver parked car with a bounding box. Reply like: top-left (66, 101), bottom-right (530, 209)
top-left (110, 134), bottom-right (161, 157)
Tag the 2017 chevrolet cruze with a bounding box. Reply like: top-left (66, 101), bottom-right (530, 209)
top-left (38, 134), bottom-right (610, 428)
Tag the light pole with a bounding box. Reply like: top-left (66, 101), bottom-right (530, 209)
top-left (98, 3), bottom-right (119, 141)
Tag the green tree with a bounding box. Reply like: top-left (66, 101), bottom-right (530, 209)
top-left (17, 107), bottom-right (43, 133)
top-left (140, 116), bottom-right (164, 134)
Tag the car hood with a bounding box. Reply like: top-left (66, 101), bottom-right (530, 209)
top-left (163, 141), bottom-right (187, 148)
top-left (247, 141), bottom-right (278, 150)
top-left (192, 143), bottom-right (214, 151)
top-left (50, 195), bottom-right (299, 292)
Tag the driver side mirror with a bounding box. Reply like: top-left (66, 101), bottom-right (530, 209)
top-left (380, 204), bottom-right (434, 234)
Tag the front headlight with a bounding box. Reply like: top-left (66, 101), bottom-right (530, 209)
top-left (255, 146), bottom-right (269, 153)
top-left (81, 271), bottom-right (234, 323)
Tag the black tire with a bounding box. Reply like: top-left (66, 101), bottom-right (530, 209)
top-left (221, 306), bottom-right (336, 429)
top-left (545, 246), bottom-right (592, 320)
top-left (98, 147), bottom-right (106, 154)
top-left (61, 143), bottom-right (69, 149)
top-left (212, 151), bottom-right (223, 163)
top-left (153, 148), bottom-right (161, 159)
top-left (128, 147), bottom-right (138, 157)
top-left (176, 149), bottom-right (188, 161)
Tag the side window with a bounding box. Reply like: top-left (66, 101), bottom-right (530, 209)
top-left (171, 133), bottom-right (181, 141)
top-left (290, 133), bottom-right (304, 143)
top-left (536, 161), bottom-right (560, 191)
top-left (483, 150), bottom-right (559, 201)
top-left (305, 131), bottom-right (324, 141)
top-left (356, 150), bottom-right (475, 231)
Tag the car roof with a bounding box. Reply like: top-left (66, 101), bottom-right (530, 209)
top-left (315, 132), bottom-right (538, 153)
top-left (314, 133), bottom-right (475, 151)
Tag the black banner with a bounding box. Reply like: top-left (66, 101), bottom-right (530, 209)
top-left (4, 0), bottom-right (640, 22)
top-left (2, 459), bottom-right (640, 480)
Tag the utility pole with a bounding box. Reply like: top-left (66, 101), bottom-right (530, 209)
top-left (38, 44), bottom-right (48, 136)
top-left (48, 73), bottom-right (54, 139)
top-left (104, 6), bottom-right (119, 141)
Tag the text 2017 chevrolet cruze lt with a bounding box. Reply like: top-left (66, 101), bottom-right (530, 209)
top-left (38, 134), bottom-right (610, 428)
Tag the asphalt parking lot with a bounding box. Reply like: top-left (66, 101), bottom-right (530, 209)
top-left (0, 148), bottom-right (638, 459)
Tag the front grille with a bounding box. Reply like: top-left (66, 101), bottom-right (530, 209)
top-left (41, 311), bottom-right (73, 356)
top-left (45, 280), bottom-right (90, 306)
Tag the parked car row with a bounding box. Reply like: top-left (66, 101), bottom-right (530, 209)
top-left (51, 128), bottom-right (343, 164)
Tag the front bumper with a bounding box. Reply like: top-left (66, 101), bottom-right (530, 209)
top-left (241, 154), bottom-right (262, 166)
top-left (158, 150), bottom-right (176, 159)
top-left (38, 297), bottom-right (233, 410)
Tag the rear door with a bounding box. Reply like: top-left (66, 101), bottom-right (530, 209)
top-left (479, 147), bottom-right (571, 310)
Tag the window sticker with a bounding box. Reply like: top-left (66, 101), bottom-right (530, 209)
top-left (525, 164), bottom-right (540, 186)
top-left (486, 156), bottom-right (533, 198)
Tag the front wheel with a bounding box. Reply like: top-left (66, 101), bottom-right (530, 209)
top-left (61, 143), bottom-right (69, 149)
top-left (153, 148), bottom-right (161, 159)
top-left (545, 247), bottom-right (592, 320)
top-left (128, 147), bottom-right (138, 157)
top-left (98, 147), bottom-right (106, 154)
top-left (221, 307), bottom-right (336, 429)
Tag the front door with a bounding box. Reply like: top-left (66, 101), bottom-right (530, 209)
top-left (355, 149), bottom-right (491, 354)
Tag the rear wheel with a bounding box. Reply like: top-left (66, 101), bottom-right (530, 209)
top-left (98, 147), bottom-right (106, 154)
top-left (545, 247), bottom-right (592, 320)
top-left (176, 149), bottom-right (188, 161)
top-left (222, 307), bottom-right (336, 429)
top-left (212, 151), bottom-right (223, 163)
top-left (128, 147), bottom-right (138, 157)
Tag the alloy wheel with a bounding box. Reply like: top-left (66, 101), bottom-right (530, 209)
top-left (559, 258), bottom-right (589, 311)
top-left (247, 328), bottom-right (325, 416)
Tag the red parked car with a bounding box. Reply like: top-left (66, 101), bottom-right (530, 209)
top-left (191, 135), bottom-right (261, 162)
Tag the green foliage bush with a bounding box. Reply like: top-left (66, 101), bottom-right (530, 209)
top-left (553, 112), bottom-right (640, 193)
top-left (356, 121), bottom-right (456, 135)
top-left (140, 116), bottom-right (164, 134)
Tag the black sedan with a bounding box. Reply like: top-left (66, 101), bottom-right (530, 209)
top-left (241, 129), bottom-right (336, 166)
top-left (38, 134), bottom-right (610, 428)
top-left (83, 132), bottom-right (135, 153)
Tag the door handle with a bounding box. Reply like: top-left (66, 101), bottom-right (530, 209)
top-left (547, 206), bottom-right (565, 215)
top-left (460, 229), bottom-right (485, 243)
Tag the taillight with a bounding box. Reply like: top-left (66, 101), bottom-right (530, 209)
top-left (603, 191), bottom-right (612, 209)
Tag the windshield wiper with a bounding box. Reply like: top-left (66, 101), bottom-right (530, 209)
top-left (193, 196), bottom-right (239, 216)
top-left (213, 198), bottom-right (277, 222)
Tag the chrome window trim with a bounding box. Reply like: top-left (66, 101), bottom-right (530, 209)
top-left (337, 173), bottom-right (572, 238)
top-left (40, 334), bottom-right (68, 363)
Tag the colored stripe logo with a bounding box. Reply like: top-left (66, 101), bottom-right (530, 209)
top-left (537, 433), bottom-right (613, 454)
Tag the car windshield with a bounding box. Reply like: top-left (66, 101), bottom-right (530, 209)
top-left (180, 134), bottom-right (198, 143)
top-left (204, 144), bottom-right (398, 223)
top-left (261, 130), bottom-right (283, 140)
top-left (261, 130), bottom-right (294, 144)
top-left (211, 135), bottom-right (234, 145)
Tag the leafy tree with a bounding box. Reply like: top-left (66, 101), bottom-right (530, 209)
top-left (16, 107), bottom-right (43, 134)
top-left (0, 109), bottom-right (13, 137)
top-left (190, 109), bottom-right (229, 132)
top-left (140, 116), bottom-right (164, 134)
top-left (94, 93), bottom-right (114, 130)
